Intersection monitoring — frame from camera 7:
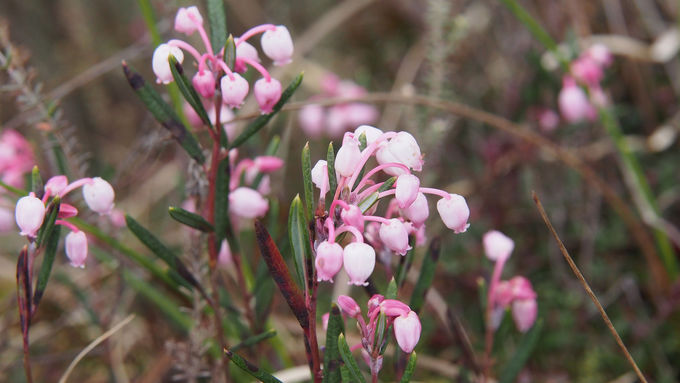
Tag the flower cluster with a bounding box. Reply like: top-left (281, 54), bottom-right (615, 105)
top-left (298, 73), bottom-right (378, 139)
top-left (483, 230), bottom-right (537, 333)
top-left (14, 176), bottom-right (115, 268)
top-left (334, 294), bottom-right (421, 374)
top-left (152, 6), bottom-right (294, 114)
top-left (558, 44), bottom-right (613, 123)
top-left (0, 130), bottom-right (35, 233)
top-left (312, 125), bottom-right (470, 285)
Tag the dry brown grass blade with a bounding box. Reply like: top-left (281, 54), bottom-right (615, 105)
top-left (532, 192), bottom-right (649, 383)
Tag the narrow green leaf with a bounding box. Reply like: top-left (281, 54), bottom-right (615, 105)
top-left (409, 238), bottom-right (441, 314)
top-left (224, 34), bottom-right (236, 70)
top-left (122, 62), bottom-right (205, 163)
top-left (398, 352), bottom-right (417, 383)
top-left (224, 349), bottom-right (283, 383)
top-left (326, 142), bottom-right (337, 200)
top-left (337, 334), bottom-right (366, 383)
top-left (231, 329), bottom-right (277, 352)
top-left (206, 0), bottom-right (227, 54)
top-left (254, 260), bottom-right (275, 322)
top-left (499, 318), bottom-right (543, 383)
top-left (214, 154), bottom-right (234, 246)
top-left (322, 304), bottom-right (345, 383)
top-left (122, 269), bottom-right (191, 330)
top-left (32, 225), bottom-right (61, 310)
top-left (229, 73), bottom-right (304, 149)
top-left (302, 142), bottom-right (314, 220)
top-left (125, 215), bottom-right (200, 291)
top-left (358, 192), bottom-right (378, 214)
top-left (168, 56), bottom-right (212, 128)
top-left (340, 366), bottom-right (351, 382)
top-left (287, 195), bottom-right (309, 289)
top-left (169, 206), bottom-right (214, 232)
top-left (378, 177), bottom-right (396, 193)
top-left (35, 197), bottom-right (60, 247)
top-left (385, 277), bottom-right (398, 299)
top-left (395, 236), bottom-right (416, 288)
top-left (0, 179), bottom-right (25, 195)
top-left (31, 166), bottom-right (43, 198)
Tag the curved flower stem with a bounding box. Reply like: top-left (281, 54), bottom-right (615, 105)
top-left (363, 215), bottom-right (391, 225)
top-left (352, 162), bottom-right (408, 194)
top-left (238, 56), bottom-right (271, 81)
top-left (235, 24), bottom-right (276, 46)
top-left (334, 224), bottom-right (364, 243)
top-left (55, 219), bottom-right (79, 232)
top-left (229, 159), bottom-right (254, 190)
top-left (167, 39), bottom-right (203, 63)
top-left (418, 187), bottom-right (451, 200)
top-left (58, 178), bottom-right (92, 198)
top-left (215, 59), bottom-right (235, 79)
top-left (192, 19), bottom-right (214, 58)
top-left (357, 182), bottom-right (385, 201)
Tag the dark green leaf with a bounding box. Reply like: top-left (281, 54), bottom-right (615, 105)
top-left (358, 192), bottom-right (378, 214)
top-left (32, 225), bottom-right (61, 310)
top-left (326, 142), bottom-right (337, 201)
top-left (385, 277), bottom-right (398, 299)
top-left (0, 179), bottom-right (25, 195)
top-left (287, 195), bottom-right (310, 290)
top-left (378, 177), bottom-right (396, 193)
top-left (302, 142), bottom-right (314, 220)
top-left (122, 62), bottom-right (205, 163)
top-left (340, 366), bottom-right (351, 382)
top-left (224, 34), bottom-right (236, 70)
top-left (322, 304), bottom-right (345, 383)
top-left (35, 197), bottom-right (60, 247)
top-left (206, 0), bottom-right (227, 54)
top-left (399, 352), bottom-right (417, 383)
top-left (229, 73), bottom-right (304, 149)
top-left (224, 349), bottom-right (283, 383)
top-left (409, 238), bottom-right (440, 314)
top-left (169, 206), bottom-right (214, 232)
top-left (499, 318), bottom-right (543, 383)
top-left (337, 334), bottom-right (366, 383)
top-left (31, 166), bottom-right (43, 199)
top-left (168, 56), bottom-right (212, 128)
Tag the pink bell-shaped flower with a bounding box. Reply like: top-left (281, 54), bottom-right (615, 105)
top-left (570, 56), bottom-right (603, 87)
top-left (436, 194), bottom-right (470, 233)
top-left (261, 25), bottom-right (294, 66)
top-left (402, 192), bottom-right (429, 226)
top-left (15, 195), bottom-right (46, 237)
top-left (340, 205), bottom-right (364, 231)
top-left (254, 78), bottom-right (282, 114)
top-left (315, 241), bottom-right (344, 282)
top-left (335, 139), bottom-right (361, 178)
top-left (44, 175), bottom-right (68, 195)
top-left (393, 311), bottom-right (421, 353)
top-left (395, 173), bottom-right (420, 209)
top-left (376, 132), bottom-right (423, 176)
top-left (65, 230), bottom-right (88, 268)
top-left (354, 125), bottom-right (384, 146)
top-left (379, 218), bottom-right (411, 255)
top-left (221, 73), bottom-right (250, 108)
top-left (82, 177), bottom-right (115, 215)
top-left (192, 70), bottom-right (216, 99)
top-left (152, 44), bottom-right (184, 84)
top-left (311, 160), bottom-right (329, 196)
top-left (558, 77), bottom-right (592, 123)
top-left (299, 104), bottom-right (325, 138)
top-left (234, 40), bottom-right (260, 73)
top-left (229, 187), bottom-right (269, 219)
top-left (512, 298), bottom-right (537, 333)
top-left (174, 6), bottom-right (203, 35)
top-left (343, 242), bottom-right (376, 286)
top-left (483, 230), bottom-right (514, 261)
top-left (509, 276), bottom-right (537, 300)
top-left (337, 295), bottom-right (361, 318)
top-left (218, 240), bottom-right (233, 267)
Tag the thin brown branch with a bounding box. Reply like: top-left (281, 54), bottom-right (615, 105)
top-left (532, 191), bottom-right (649, 383)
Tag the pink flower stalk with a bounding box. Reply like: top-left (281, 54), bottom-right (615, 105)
top-left (15, 194), bottom-right (46, 237)
top-left (343, 242), bottom-right (376, 286)
top-left (229, 187), bottom-right (269, 219)
top-left (234, 41), bottom-right (260, 73)
top-left (65, 230), bottom-right (88, 268)
top-left (316, 241), bottom-right (344, 281)
top-left (82, 177), bottom-right (115, 215)
top-left (393, 311), bottom-right (421, 353)
top-left (260, 25), bottom-right (294, 66)
top-left (44, 175), bottom-right (68, 195)
top-left (254, 78), bottom-right (282, 113)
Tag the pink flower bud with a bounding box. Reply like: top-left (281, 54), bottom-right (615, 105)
top-left (152, 43), bottom-right (184, 84)
top-left (322, 312), bottom-right (330, 331)
top-left (44, 175), bottom-right (68, 195)
top-left (254, 78), bottom-right (282, 114)
top-left (558, 77), bottom-right (592, 123)
top-left (379, 218), bottom-right (411, 255)
top-left (393, 311), bottom-right (421, 353)
top-left (218, 240), bottom-right (233, 267)
top-left (234, 40), bottom-right (260, 73)
top-left (174, 6), bottom-right (203, 35)
top-left (376, 132), bottom-right (423, 176)
top-left (57, 203), bottom-right (78, 219)
top-left (436, 194), bottom-right (470, 233)
top-left (299, 104), bottom-right (325, 138)
top-left (395, 174), bottom-right (420, 209)
top-left (337, 295), bottom-right (361, 318)
top-left (316, 241), bottom-right (344, 282)
top-left (254, 156), bottom-right (284, 173)
top-left (229, 187), bottom-right (269, 219)
top-left (354, 125), bottom-right (384, 146)
top-left (15, 195), bottom-right (46, 237)
top-left (221, 73), bottom-right (249, 108)
top-left (512, 298), bottom-right (537, 332)
top-left (571, 56), bottom-right (603, 87)
top-left (380, 299), bottom-right (410, 317)
top-left (493, 280), bottom-right (514, 307)
top-left (343, 242), bottom-right (376, 286)
top-left (311, 160), bottom-right (329, 196)
top-left (341, 205), bottom-right (364, 230)
top-left (65, 230), bottom-right (88, 268)
top-left (509, 276), bottom-right (537, 300)
top-left (367, 294), bottom-right (385, 314)
top-left (261, 25), bottom-right (294, 66)
top-left (192, 70), bottom-right (216, 99)
top-left (0, 206), bottom-right (14, 233)
top-left (82, 177), bottom-right (115, 215)
top-left (108, 209), bottom-right (126, 228)
top-left (483, 230), bottom-right (514, 261)
top-left (335, 139), bottom-right (361, 177)
top-left (587, 44), bottom-right (612, 67)
top-left (402, 192), bottom-right (429, 226)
